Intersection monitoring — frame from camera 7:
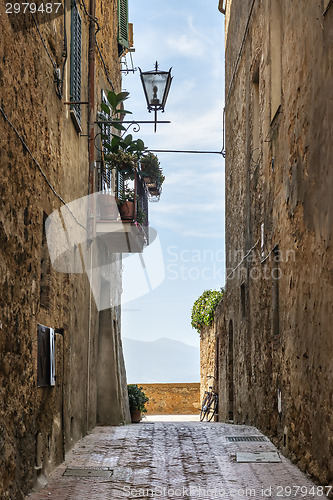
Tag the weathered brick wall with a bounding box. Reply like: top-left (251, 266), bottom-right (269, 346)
top-left (221, 0), bottom-right (333, 485)
top-left (139, 384), bottom-right (200, 415)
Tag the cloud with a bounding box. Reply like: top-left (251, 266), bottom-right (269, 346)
top-left (152, 200), bottom-right (224, 215)
top-left (166, 34), bottom-right (206, 58)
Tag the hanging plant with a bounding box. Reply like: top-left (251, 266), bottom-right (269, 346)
top-left (99, 90), bottom-right (148, 157)
top-left (140, 153), bottom-right (165, 187)
top-left (191, 289), bottom-right (224, 333)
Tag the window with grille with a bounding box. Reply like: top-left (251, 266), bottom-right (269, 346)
top-left (117, 168), bottom-right (125, 199)
top-left (99, 90), bottom-right (124, 196)
top-left (70, 0), bottom-right (82, 129)
top-left (100, 91), bottom-right (112, 191)
top-left (117, 0), bottom-right (129, 56)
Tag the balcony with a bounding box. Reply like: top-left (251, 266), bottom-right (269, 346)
top-left (95, 166), bottom-right (149, 253)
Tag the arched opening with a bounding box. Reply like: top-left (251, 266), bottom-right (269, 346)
top-left (228, 319), bottom-right (234, 421)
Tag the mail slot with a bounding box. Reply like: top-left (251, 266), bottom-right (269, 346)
top-left (37, 324), bottom-right (55, 387)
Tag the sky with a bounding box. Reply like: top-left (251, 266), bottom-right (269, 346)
top-left (120, 0), bottom-right (225, 350)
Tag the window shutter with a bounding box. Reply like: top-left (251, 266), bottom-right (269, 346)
top-left (70, 0), bottom-right (82, 126)
top-left (117, 169), bottom-right (124, 198)
top-left (100, 91), bottom-right (113, 191)
top-left (117, 0), bottom-right (129, 54)
top-left (37, 324), bottom-right (55, 387)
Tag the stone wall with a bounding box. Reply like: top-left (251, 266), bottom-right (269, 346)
top-left (220, 0), bottom-right (333, 485)
top-left (199, 325), bottom-right (218, 404)
top-left (140, 384), bottom-right (200, 415)
top-left (0, 2), bottom-right (129, 498)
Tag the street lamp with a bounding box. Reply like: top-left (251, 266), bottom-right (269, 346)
top-left (139, 62), bottom-right (173, 132)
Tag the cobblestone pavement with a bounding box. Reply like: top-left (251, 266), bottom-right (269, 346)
top-left (26, 419), bottom-right (325, 500)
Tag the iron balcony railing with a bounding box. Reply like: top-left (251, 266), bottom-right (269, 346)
top-left (95, 164), bottom-right (149, 246)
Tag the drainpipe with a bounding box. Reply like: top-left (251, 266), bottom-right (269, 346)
top-left (87, 0), bottom-right (96, 431)
top-left (88, 0), bottom-right (96, 198)
top-left (218, 0), bottom-right (226, 14)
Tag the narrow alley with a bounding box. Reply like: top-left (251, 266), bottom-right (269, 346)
top-left (26, 418), bottom-right (325, 500)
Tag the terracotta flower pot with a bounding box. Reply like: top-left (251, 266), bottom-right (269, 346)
top-left (119, 201), bottom-right (135, 220)
top-left (130, 409), bottom-right (142, 423)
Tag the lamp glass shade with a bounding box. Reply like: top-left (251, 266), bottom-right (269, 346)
top-left (140, 65), bottom-right (172, 112)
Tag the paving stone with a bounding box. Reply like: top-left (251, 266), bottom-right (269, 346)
top-left (26, 420), bottom-right (325, 500)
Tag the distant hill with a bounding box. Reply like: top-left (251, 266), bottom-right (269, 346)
top-left (122, 337), bottom-right (200, 384)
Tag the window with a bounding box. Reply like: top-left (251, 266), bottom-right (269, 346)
top-left (272, 246), bottom-right (280, 347)
top-left (37, 324), bottom-right (55, 387)
top-left (261, 222), bottom-right (265, 258)
top-left (40, 212), bottom-right (51, 310)
top-left (270, 0), bottom-right (282, 121)
top-left (252, 65), bottom-right (260, 164)
top-left (116, 169), bottom-right (125, 199)
top-left (117, 0), bottom-right (129, 56)
top-left (70, 0), bottom-right (82, 130)
top-left (240, 282), bottom-right (246, 318)
top-left (99, 90), bottom-right (124, 195)
top-left (100, 91), bottom-right (112, 191)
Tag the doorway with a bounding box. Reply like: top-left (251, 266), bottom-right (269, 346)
top-left (228, 320), bottom-right (234, 421)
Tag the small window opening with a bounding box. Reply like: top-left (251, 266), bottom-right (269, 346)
top-left (240, 282), bottom-right (246, 318)
top-left (40, 212), bottom-right (51, 310)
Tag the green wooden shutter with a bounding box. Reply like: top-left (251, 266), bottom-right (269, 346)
top-left (70, 0), bottom-right (82, 124)
top-left (117, 169), bottom-right (124, 198)
top-left (101, 91), bottom-right (112, 190)
top-left (117, 0), bottom-right (129, 54)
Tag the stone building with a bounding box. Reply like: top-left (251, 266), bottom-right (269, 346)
top-left (217, 0), bottom-right (333, 485)
top-left (0, 0), bottom-right (135, 497)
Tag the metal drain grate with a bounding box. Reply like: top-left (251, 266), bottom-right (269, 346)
top-left (226, 436), bottom-right (268, 442)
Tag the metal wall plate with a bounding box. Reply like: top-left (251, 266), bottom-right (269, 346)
top-left (236, 452), bottom-right (281, 463)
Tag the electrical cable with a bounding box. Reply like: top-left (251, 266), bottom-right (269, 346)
top-left (30, 12), bottom-right (57, 70)
top-left (96, 40), bottom-right (115, 91)
top-left (78, 0), bottom-right (100, 31)
top-left (225, 0), bottom-right (256, 109)
top-left (149, 149), bottom-right (224, 155)
top-left (30, 11), bottom-right (67, 98)
top-left (0, 105), bottom-right (87, 232)
top-left (225, 238), bottom-right (260, 281)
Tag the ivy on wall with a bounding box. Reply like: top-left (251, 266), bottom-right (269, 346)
top-left (191, 289), bottom-right (224, 333)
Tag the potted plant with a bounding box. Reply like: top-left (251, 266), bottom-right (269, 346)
top-left (117, 186), bottom-right (135, 220)
top-left (127, 384), bottom-right (149, 423)
top-left (140, 153), bottom-right (165, 197)
top-left (98, 90), bottom-right (148, 209)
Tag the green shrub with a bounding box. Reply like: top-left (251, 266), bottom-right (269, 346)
top-left (191, 289), bottom-right (224, 333)
top-left (127, 384), bottom-right (149, 412)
